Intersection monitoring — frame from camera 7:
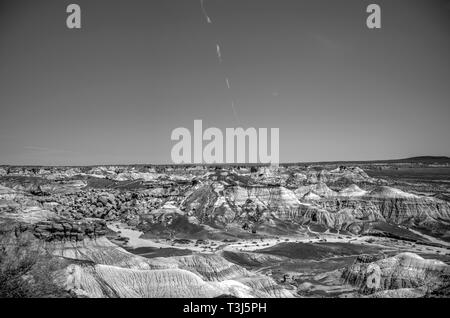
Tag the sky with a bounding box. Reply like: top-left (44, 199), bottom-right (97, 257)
top-left (0, 0), bottom-right (449, 165)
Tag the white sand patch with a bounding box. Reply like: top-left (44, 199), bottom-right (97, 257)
top-left (339, 184), bottom-right (367, 197)
top-left (108, 222), bottom-right (215, 253)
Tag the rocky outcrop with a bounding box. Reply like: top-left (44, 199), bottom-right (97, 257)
top-left (181, 183), bottom-right (304, 228)
top-left (342, 253), bottom-right (450, 297)
top-left (0, 185), bottom-right (21, 200)
top-left (224, 186), bottom-right (301, 213)
top-left (26, 219), bottom-right (107, 242)
top-left (303, 166), bottom-right (382, 186)
top-left (296, 186), bottom-right (450, 232)
top-left (294, 183), bottom-right (337, 199)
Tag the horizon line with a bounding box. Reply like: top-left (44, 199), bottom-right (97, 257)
top-left (1, 155), bottom-right (449, 168)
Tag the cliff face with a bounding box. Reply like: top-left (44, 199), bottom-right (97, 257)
top-left (180, 181), bottom-right (450, 238)
top-left (223, 186), bottom-right (301, 215)
top-left (294, 187), bottom-right (450, 236)
top-left (181, 184), bottom-right (305, 229)
top-left (303, 166), bottom-right (381, 186)
top-left (319, 196), bottom-right (450, 224)
top-left (342, 253), bottom-right (450, 297)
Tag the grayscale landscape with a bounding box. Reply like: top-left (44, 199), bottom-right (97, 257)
top-left (1, 157), bottom-right (449, 298)
top-left (1, 0), bottom-right (449, 301)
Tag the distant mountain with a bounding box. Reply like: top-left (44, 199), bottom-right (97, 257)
top-left (287, 156), bottom-right (450, 166)
top-left (394, 156), bottom-right (450, 164)
top-left (1, 156), bottom-right (449, 168)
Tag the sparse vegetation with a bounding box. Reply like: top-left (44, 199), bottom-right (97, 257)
top-left (0, 222), bottom-right (68, 298)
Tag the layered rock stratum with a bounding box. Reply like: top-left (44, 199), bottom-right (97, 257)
top-left (0, 163), bottom-right (449, 298)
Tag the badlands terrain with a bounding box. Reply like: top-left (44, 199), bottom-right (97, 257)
top-left (1, 157), bottom-right (450, 298)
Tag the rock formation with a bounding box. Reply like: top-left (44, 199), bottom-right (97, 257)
top-left (342, 252), bottom-right (450, 297)
top-left (1, 164), bottom-right (448, 298)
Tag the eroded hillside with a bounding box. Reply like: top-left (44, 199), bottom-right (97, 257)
top-left (0, 164), bottom-right (449, 298)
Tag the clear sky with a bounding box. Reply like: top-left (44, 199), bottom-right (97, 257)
top-left (0, 0), bottom-right (449, 165)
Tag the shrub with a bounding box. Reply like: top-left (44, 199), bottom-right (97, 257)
top-left (0, 221), bottom-right (69, 298)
